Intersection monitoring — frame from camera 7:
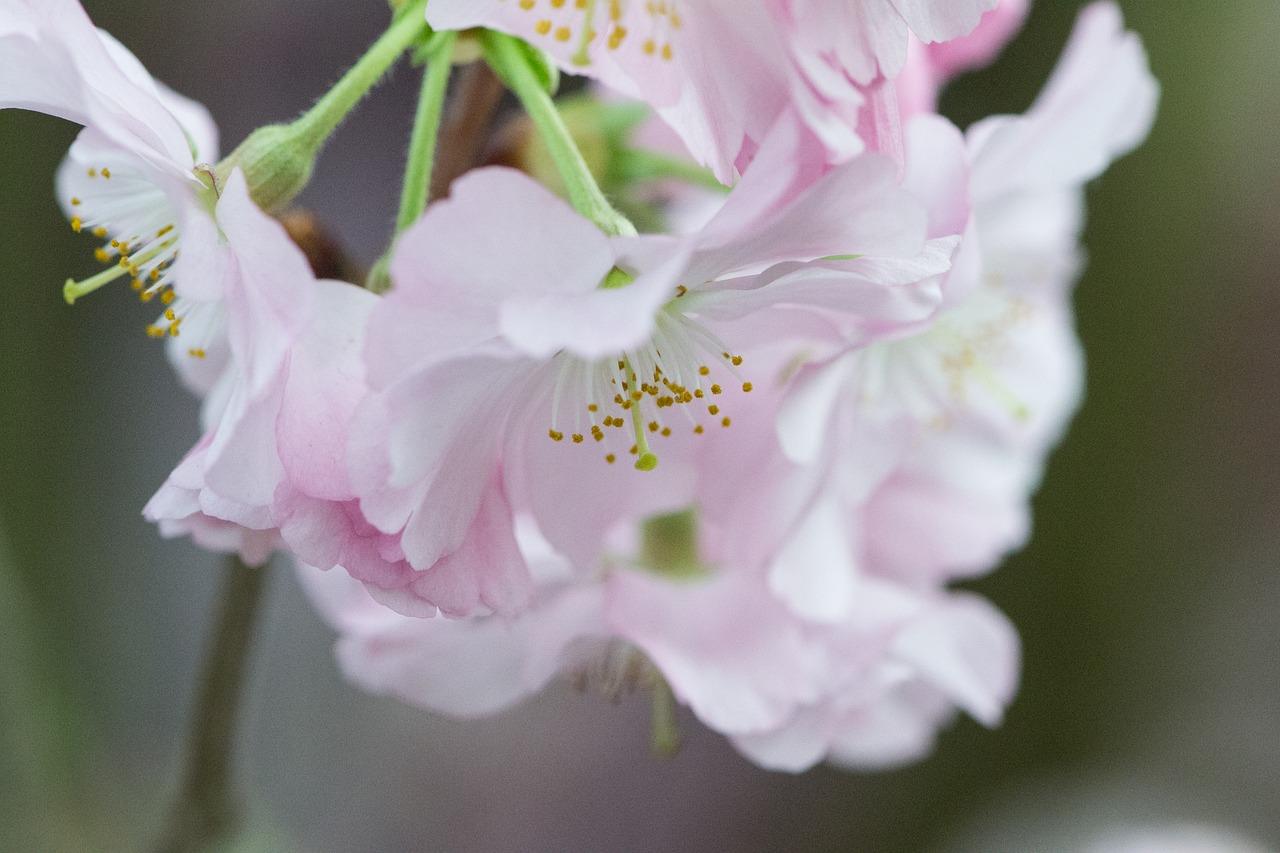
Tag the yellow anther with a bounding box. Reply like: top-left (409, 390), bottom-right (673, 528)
top-left (731, 355), bottom-right (743, 366)
top-left (721, 417), bottom-right (731, 427)
top-left (160, 290), bottom-right (176, 305)
top-left (554, 26), bottom-right (572, 41)
top-left (661, 43), bottom-right (673, 60)
top-left (101, 168), bottom-right (111, 179)
top-left (164, 308), bottom-right (176, 321)
top-left (70, 217), bottom-right (83, 233)
top-left (694, 389), bottom-right (704, 399)
top-left (146, 325), bottom-right (165, 338)
top-left (572, 433), bottom-right (584, 443)
top-left (707, 404), bottom-right (719, 416)
top-left (131, 279), bottom-right (144, 291)
top-left (693, 425), bottom-right (704, 435)
top-left (606, 454), bottom-right (616, 464)
top-left (698, 365), bottom-right (710, 376)
top-left (70, 197), bottom-right (81, 206)
top-left (93, 228), bottom-right (108, 238)
top-left (188, 348), bottom-right (207, 359)
top-left (535, 19), bottom-right (552, 34)
top-left (587, 404), bottom-right (598, 412)
top-left (643, 38), bottom-right (656, 55)
top-left (742, 382), bottom-right (753, 393)
top-left (518, 0), bottom-right (535, 8)
top-left (87, 168), bottom-right (97, 178)
top-left (660, 427), bottom-right (671, 437)
top-left (157, 225), bottom-right (174, 237)
top-left (648, 421), bottom-right (659, 433)
top-left (549, 429), bottom-right (564, 442)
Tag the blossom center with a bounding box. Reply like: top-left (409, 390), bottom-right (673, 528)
top-left (545, 303), bottom-right (753, 470)
top-left (513, 0), bottom-right (682, 65)
top-left (61, 163), bottom-right (208, 358)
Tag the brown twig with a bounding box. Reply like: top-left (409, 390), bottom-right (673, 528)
top-left (429, 61), bottom-right (507, 202)
top-left (155, 557), bottom-right (269, 853)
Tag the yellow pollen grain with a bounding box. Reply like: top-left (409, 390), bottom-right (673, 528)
top-left (721, 417), bottom-right (731, 427)
top-left (608, 27), bottom-right (627, 48)
top-left (554, 26), bottom-right (572, 41)
top-left (629, 444), bottom-right (638, 455)
top-left (648, 421), bottom-right (659, 433)
top-left (535, 19), bottom-right (552, 34)
top-left (661, 43), bottom-right (673, 60)
top-left (606, 454), bottom-right (616, 464)
top-left (660, 427), bottom-right (671, 437)
top-left (70, 197), bottom-right (81, 206)
top-left (742, 382), bottom-right (753, 393)
top-left (188, 348), bottom-right (207, 359)
top-left (87, 168), bottom-right (97, 178)
top-left (101, 168), bottom-right (111, 179)
top-left (643, 38), bottom-right (655, 55)
top-left (694, 424), bottom-right (704, 434)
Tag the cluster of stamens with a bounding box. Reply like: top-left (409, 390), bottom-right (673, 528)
top-left (546, 309), bottom-right (753, 470)
top-left (508, 0), bottom-right (682, 66)
top-left (64, 166), bottom-right (203, 357)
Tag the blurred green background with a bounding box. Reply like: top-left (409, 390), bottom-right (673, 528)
top-left (2, 1), bottom-right (1278, 850)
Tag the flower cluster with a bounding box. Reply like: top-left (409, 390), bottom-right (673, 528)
top-left (5, 0), bottom-right (1156, 770)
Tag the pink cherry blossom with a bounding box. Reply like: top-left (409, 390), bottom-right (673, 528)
top-left (427, 0), bottom-right (997, 181)
top-left (143, 169), bottom-right (316, 564)
top-left (776, 1), bottom-right (1158, 588)
top-left (347, 113), bottom-right (954, 615)
top-left (297, 504), bottom-right (1018, 772)
top-left (2, 0), bottom-right (232, 370)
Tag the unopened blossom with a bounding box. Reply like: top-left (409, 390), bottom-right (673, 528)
top-left (346, 112), bottom-right (956, 615)
top-left (776, 1), bottom-right (1159, 588)
top-left (1, 0), bottom-right (234, 378)
top-left (427, 0), bottom-right (998, 180)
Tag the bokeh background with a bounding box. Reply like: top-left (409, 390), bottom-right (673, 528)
top-left (2, 1), bottom-right (1278, 850)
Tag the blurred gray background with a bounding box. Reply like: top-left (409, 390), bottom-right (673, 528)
top-left (2, 1), bottom-right (1278, 850)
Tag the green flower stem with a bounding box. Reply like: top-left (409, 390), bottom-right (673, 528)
top-left (395, 32), bottom-right (458, 234)
top-left (481, 31), bottom-right (636, 237)
top-left (293, 2), bottom-right (430, 147)
top-left (620, 148), bottom-right (730, 193)
top-left (156, 557), bottom-right (269, 853)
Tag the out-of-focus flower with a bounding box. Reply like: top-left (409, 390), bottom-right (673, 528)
top-left (426, 0), bottom-right (998, 180)
top-left (1, 0), bottom-right (232, 370)
top-left (297, 501), bottom-right (1018, 772)
top-left (776, 1), bottom-right (1159, 588)
top-left (345, 112), bottom-right (955, 616)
